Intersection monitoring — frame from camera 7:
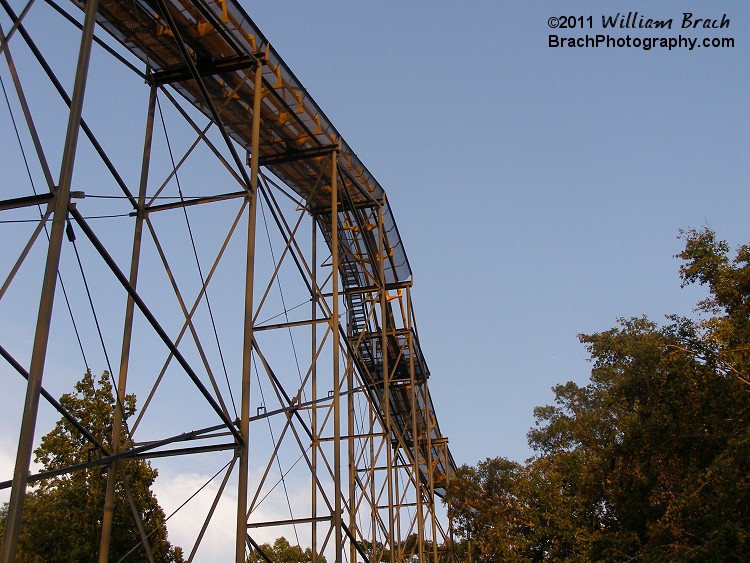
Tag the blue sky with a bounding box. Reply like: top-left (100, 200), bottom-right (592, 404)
top-left (1, 0), bottom-right (748, 557)
top-left (242, 0), bottom-right (749, 465)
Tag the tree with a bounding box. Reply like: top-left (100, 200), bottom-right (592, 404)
top-left (0, 371), bottom-right (183, 562)
top-left (447, 457), bottom-right (535, 561)
top-left (247, 536), bottom-right (325, 563)
top-left (675, 227), bottom-right (750, 387)
top-left (447, 228), bottom-right (750, 562)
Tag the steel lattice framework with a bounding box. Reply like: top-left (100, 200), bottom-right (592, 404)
top-left (0, 0), bottom-right (456, 561)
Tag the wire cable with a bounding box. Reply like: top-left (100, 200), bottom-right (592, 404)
top-left (255, 298), bottom-right (311, 327)
top-left (2, 61), bottom-right (94, 376)
top-left (251, 353), bottom-right (302, 548)
top-left (0, 69), bottom-right (37, 196)
top-left (115, 458), bottom-right (235, 563)
top-left (257, 184), bottom-right (308, 413)
top-left (155, 93), bottom-right (237, 418)
top-left (65, 219), bottom-right (116, 376)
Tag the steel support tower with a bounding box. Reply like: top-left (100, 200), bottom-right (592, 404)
top-left (0, 0), bottom-right (456, 561)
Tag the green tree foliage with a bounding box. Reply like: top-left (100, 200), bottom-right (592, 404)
top-left (358, 534), bottom-right (437, 562)
top-left (0, 371), bottom-right (183, 562)
top-left (448, 458), bottom-right (535, 561)
top-left (447, 228), bottom-right (750, 562)
top-left (358, 538), bottom-right (390, 562)
top-left (248, 536), bottom-right (325, 563)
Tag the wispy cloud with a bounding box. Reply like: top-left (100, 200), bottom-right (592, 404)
top-left (154, 466), bottom-right (316, 561)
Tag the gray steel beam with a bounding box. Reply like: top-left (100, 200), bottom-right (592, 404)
top-left (98, 83), bottom-right (158, 563)
top-left (0, 0), bottom-right (99, 558)
top-left (237, 60), bottom-right (263, 563)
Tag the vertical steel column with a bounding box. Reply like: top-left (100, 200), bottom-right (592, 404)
top-left (446, 441), bottom-right (456, 563)
top-left (408, 286), bottom-right (425, 562)
top-left (348, 361), bottom-right (356, 563)
top-left (1, 0), bottom-right (98, 559)
top-left (311, 220), bottom-right (319, 563)
top-left (369, 401), bottom-right (377, 561)
top-left (237, 60), bottom-right (263, 563)
top-left (377, 202), bottom-right (396, 563)
top-left (394, 468), bottom-right (402, 560)
top-left (330, 150), bottom-right (343, 562)
top-left (426, 394), bottom-right (440, 559)
top-left (98, 84), bottom-right (158, 563)
top-left (429, 436), bottom-right (440, 563)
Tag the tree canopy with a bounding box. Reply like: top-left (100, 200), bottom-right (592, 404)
top-left (0, 371), bottom-right (183, 562)
top-left (248, 536), bottom-right (325, 563)
top-left (446, 228), bottom-right (750, 562)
